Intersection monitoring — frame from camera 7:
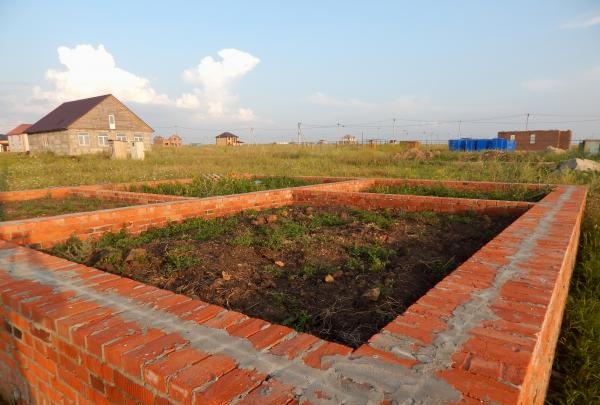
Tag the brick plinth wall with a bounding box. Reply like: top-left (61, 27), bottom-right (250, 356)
top-left (0, 189), bottom-right (294, 249)
top-left (0, 177), bottom-right (587, 404)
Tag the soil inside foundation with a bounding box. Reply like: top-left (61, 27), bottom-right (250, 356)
top-left (0, 195), bottom-right (134, 222)
top-left (49, 205), bottom-right (519, 347)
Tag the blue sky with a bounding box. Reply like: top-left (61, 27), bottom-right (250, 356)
top-left (1, 0), bottom-right (599, 143)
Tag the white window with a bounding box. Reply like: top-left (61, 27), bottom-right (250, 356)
top-left (530, 134), bottom-right (536, 144)
top-left (510, 134), bottom-right (516, 141)
top-left (98, 133), bottom-right (108, 147)
top-left (78, 132), bottom-right (90, 146)
top-left (116, 133), bottom-right (127, 142)
top-left (108, 114), bottom-right (116, 130)
top-left (133, 134), bottom-right (144, 142)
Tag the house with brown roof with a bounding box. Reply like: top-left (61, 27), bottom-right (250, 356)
top-left (154, 134), bottom-right (183, 147)
top-left (6, 123), bottom-right (32, 152)
top-left (25, 94), bottom-right (153, 155)
top-left (340, 134), bottom-right (357, 144)
top-left (216, 132), bottom-right (242, 146)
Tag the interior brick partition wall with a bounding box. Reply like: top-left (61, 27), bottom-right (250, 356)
top-left (0, 177), bottom-right (588, 404)
top-left (0, 189), bottom-right (295, 249)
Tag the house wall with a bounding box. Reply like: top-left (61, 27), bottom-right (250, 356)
top-left (27, 131), bottom-right (71, 155)
top-left (7, 134), bottom-right (29, 152)
top-left (498, 130), bottom-right (572, 151)
top-left (68, 130), bottom-right (152, 156)
top-left (68, 96), bottom-right (153, 155)
top-left (216, 137), bottom-right (235, 146)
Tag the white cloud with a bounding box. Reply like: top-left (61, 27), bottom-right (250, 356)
top-left (33, 44), bottom-right (170, 105)
top-left (521, 78), bottom-right (563, 92)
top-left (561, 15), bottom-right (600, 29)
top-left (175, 49), bottom-right (260, 120)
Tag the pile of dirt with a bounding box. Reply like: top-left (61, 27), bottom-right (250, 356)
top-left (394, 148), bottom-right (441, 160)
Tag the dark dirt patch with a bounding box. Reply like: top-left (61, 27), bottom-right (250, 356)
top-left (49, 206), bottom-right (518, 347)
top-left (0, 196), bottom-right (134, 222)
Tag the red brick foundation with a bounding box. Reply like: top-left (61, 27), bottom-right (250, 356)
top-left (0, 177), bottom-right (587, 404)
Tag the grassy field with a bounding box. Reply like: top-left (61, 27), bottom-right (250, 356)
top-left (0, 145), bottom-right (598, 404)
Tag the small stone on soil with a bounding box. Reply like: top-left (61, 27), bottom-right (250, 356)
top-left (363, 287), bottom-right (381, 301)
top-left (266, 214), bottom-right (278, 223)
top-left (324, 274), bottom-right (335, 283)
top-left (274, 260), bottom-right (285, 267)
top-left (221, 271), bottom-right (232, 281)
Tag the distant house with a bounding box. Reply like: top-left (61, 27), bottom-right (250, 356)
top-left (6, 123), bottom-right (32, 152)
top-left (498, 130), bottom-right (571, 151)
top-left (340, 134), bottom-right (357, 144)
top-left (154, 134), bottom-right (183, 147)
top-left (216, 132), bottom-right (242, 146)
top-left (0, 134), bottom-right (8, 152)
top-left (25, 94), bottom-right (153, 155)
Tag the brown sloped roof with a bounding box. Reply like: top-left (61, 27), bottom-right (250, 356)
top-left (6, 123), bottom-right (32, 136)
top-left (27, 95), bottom-right (111, 134)
top-left (216, 132), bottom-right (238, 138)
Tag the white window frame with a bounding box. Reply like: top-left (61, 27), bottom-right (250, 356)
top-left (510, 134), bottom-right (516, 141)
top-left (108, 114), bottom-right (116, 130)
top-left (78, 132), bottom-right (90, 146)
top-left (530, 134), bottom-right (536, 144)
top-left (98, 133), bottom-right (109, 147)
top-left (116, 133), bottom-right (128, 142)
top-left (133, 134), bottom-right (144, 142)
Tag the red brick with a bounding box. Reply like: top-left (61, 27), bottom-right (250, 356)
top-left (203, 310), bottom-right (248, 329)
top-left (270, 333), bottom-right (320, 359)
top-left (120, 333), bottom-right (187, 377)
top-left (143, 347), bottom-right (209, 392)
top-left (193, 368), bottom-right (267, 405)
top-left (437, 369), bottom-right (519, 405)
top-left (235, 378), bottom-right (295, 405)
top-left (302, 342), bottom-right (352, 370)
top-left (114, 371), bottom-right (156, 404)
top-left (247, 324), bottom-right (294, 350)
top-left (168, 355), bottom-right (237, 404)
top-left (103, 328), bottom-right (165, 366)
top-left (351, 345), bottom-right (418, 368)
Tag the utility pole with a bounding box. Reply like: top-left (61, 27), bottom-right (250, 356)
top-left (297, 122), bottom-right (301, 145)
top-left (458, 120), bottom-right (462, 137)
top-left (525, 113), bottom-right (530, 130)
top-left (392, 118), bottom-right (396, 140)
top-left (250, 127), bottom-right (255, 145)
top-left (337, 122), bottom-right (341, 140)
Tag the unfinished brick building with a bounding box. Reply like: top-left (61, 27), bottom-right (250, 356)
top-left (498, 130), bottom-right (572, 151)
